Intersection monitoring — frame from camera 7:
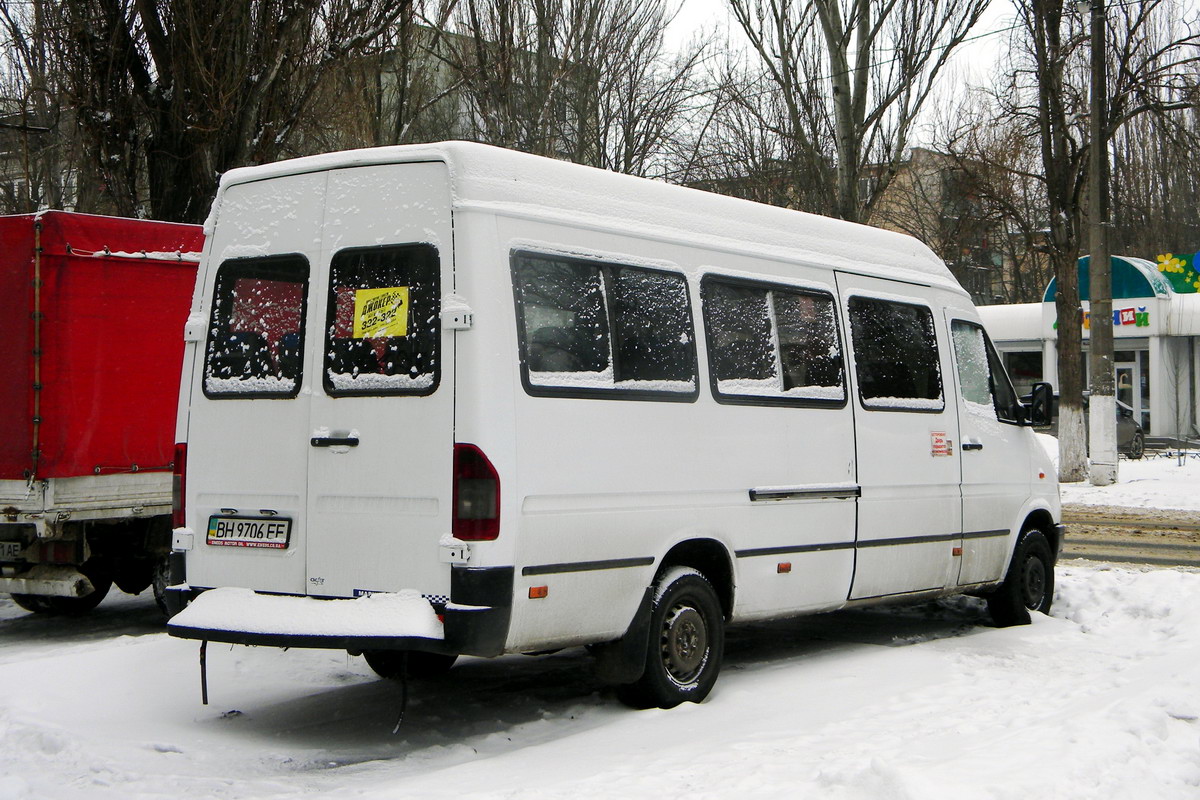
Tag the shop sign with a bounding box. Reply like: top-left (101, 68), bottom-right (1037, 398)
top-left (1053, 306), bottom-right (1150, 330)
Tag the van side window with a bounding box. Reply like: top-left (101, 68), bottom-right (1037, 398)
top-left (701, 277), bottom-right (845, 405)
top-left (951, 320), bottom-right (1022, 424)
top-left (985, 336), bottom-right (1021, 423)
top-left (612, 268), bottom-right (695, 382)
top-left (848, 296), bottom-right (944, 411)
top-left (324, 244), bottom-right (440, 397)
top-left (204, 255), bottom-right (309, 399)
top-left (951, 320), bottom-right (993, 408)
top-left (512, 252), bottom-right (698, 400)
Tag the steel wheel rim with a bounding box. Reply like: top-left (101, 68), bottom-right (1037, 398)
top-left (1020, 555), bottom-right (1046, 609)
top-left (660, 603), bottom-right (708, 685)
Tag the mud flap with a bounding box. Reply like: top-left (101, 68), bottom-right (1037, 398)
top-left (591, 586), bottom-right (654, 685)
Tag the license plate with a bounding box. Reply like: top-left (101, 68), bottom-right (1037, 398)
top-left (206, 516), bottom-right (292, 549)
top-left (0, 541), bottom-right (23, 560)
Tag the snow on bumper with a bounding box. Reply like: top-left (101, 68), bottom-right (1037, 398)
top-left (167, 587), bottom-right (445, 649)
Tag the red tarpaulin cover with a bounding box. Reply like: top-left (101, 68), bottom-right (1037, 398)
top-left (0, 211), bottom-right (204, 480)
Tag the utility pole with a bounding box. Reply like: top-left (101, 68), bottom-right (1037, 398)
top-left (1083, 0), bottom-right (1117, 486)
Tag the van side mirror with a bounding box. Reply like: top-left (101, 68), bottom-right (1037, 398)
top-left (1026, 382), bottom-right (1054, 427)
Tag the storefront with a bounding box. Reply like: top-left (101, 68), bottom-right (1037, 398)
top-left (978, 255), bottom-right (1200, 440)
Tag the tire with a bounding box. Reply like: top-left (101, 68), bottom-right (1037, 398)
top-left (1127, 430), bottom-right (1145, 460)
top-left (617, 568), bottom-right (725, 710)
top-left (362, 650), bottom-right (458, 680)
top-left (152, 556), bottom-right (172, 616)
top-left (11, 593), bottom-right (53, 613)
top-left (987, 530), bottom-right (1055, 627)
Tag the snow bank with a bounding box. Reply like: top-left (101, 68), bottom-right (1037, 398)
top-left (1039, 433), bottom-right (1200, 511)
top-left (2, 563), bottom-right (1198, 799)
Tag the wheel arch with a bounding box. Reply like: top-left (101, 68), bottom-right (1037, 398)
top-left (655, 538), bottom-right (734, 620)
top-left (1022, 507), bottom-right (1060, 555)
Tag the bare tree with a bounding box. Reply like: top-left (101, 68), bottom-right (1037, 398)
top-left (0, 0), bottom-right (411, 223)
top-left (933, 99), bottom-right (1057, 305)
top-left (0, 2), bottom-right (88, 214)
top-left (725, 0), bottom-right (988, 223)
top-left (938, 1), bottom-right (1197, 480)
top-left (446, 0), bottom-right (701, 174)
top-left (1110, 102), bottom-right (1200, 256)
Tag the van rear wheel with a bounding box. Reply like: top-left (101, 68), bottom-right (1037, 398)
top-left (987, 529), bottom-right (1054, 627)
top-left (617, 568), bottom-right (724, 709)
top-left (362, 650), bottom-right (458, 680)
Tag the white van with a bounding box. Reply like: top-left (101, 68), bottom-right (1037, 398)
top-left (166, 141), bottom-right (1061, 709)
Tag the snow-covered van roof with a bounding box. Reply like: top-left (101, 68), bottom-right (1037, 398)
top-left (207, 141), bottom-right (961, 292)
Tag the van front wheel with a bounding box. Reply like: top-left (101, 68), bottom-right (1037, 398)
top-left (617, 568), bottom-right (724, 709)
top-left (987, 530), bottom-right (1054, 627)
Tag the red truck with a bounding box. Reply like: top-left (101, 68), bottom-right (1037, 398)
top-left (0, 211), bottom-right (203, 614)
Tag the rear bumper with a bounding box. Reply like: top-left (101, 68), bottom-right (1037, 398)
top-left (167, 566), bottom-right (514, 657)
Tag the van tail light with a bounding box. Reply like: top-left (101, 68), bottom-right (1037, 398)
top-left (453, 443), bottom-right (500, 541)
top-left (172, 443), bottom-right (187, 529)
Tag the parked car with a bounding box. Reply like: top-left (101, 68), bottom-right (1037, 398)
top-left (1029, 392), bottom-right (1145, 459)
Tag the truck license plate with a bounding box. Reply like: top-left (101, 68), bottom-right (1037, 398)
top-left (0, 541), bottom-right (23, 560)
top-left (206, 516), bottom-right (292, 549)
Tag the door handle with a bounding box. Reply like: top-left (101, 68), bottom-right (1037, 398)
top-left (311, 436), bottom-right (360, 447)
top-left (962, 441), bottom-right (984, 451)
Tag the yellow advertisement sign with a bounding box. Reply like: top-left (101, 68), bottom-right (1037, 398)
top-left (353, 287), bottom-right (409, 338)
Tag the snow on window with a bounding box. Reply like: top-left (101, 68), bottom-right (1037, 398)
top-left (848, 296), bottom-right (944, 411)
top-left (324, 244), bottom-right (440, 397)
top-left (513, 252), bottom-right (698, 397)
top-left (951, 321), bottom-right (993, 409)
top-left (703, 278), bottom-right (845, 404)
top-left (204, 255), bottom-right (308, 399)
top-left (951, 319), bottom-right (1022, 425)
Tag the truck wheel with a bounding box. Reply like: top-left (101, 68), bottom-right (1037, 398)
top-left (616, 568), bottom-right (725, 709)
top-left (362, 650), bottom-right (458, 679)
top-left (152, 556), bottom-right (172, 615)
top-left (11, 594), bottom-right (53, 613)
top-left (987, 529), bottom-right (1054, 627)
top-left (11, 575), bottom-right (112, 616)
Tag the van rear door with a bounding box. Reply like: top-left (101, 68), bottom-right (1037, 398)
top-left (188, 171), bottom-right (326, 595)
top-left (188, 162), bottom-right (454, 601)
top-left (304, 163), bottom-right (455, 599)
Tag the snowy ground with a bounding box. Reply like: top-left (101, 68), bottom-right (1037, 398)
top-left (2, 454), bottom-right (1198, 799)
top-left (1041, 433), bottom-right (1200, 512)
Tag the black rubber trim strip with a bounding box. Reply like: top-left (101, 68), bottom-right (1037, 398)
top-left (858, 532), bottom-right (960, 548)
top-left (736, 541), bottom-right (855, 558)
top-left (737, 529), bottom-right (1008, 559)
top-left (749, 486), bottom-right (861, 501)
top-left (962, 529), bottom-right (1009, 540)
top-left (521, 556), bottom-right (655, 577)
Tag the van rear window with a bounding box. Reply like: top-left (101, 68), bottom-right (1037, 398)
top-left (204, 255), bottom-right (309, 399)
top-left (701, 278), bottom-right (845, 405)
top-left (324, 244), bottom-right (440, 396)
top-left (848, 296), bottom-right (944, 411)
top-left (512, 252), bottom-right (697, 400)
